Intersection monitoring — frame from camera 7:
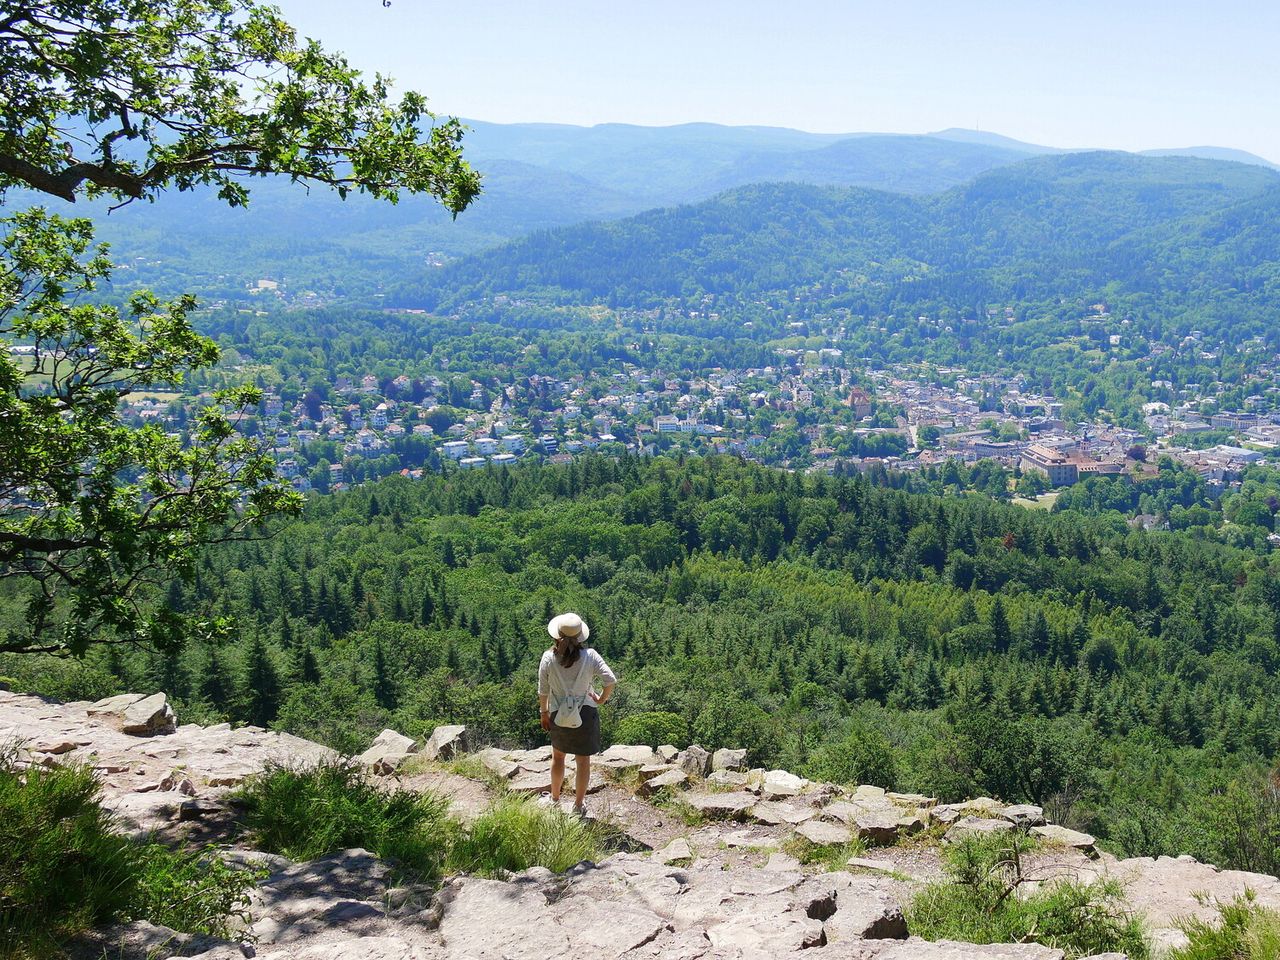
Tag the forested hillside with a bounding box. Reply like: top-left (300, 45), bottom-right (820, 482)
top-left (8, 455), bottom-right (1279, 875)
top-left (417, 153), bottom-right (1280, 346)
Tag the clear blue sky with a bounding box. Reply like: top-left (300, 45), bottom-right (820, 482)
top-left (275, 0), bottom-right (1280, 161)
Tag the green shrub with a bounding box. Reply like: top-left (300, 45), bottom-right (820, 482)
top-left (804, 722), bottom-right (898, 789)
top-left (1167, 892), bottom-right (1280, 960)
top-left (1187, 777), bottom-right (1280, 878)
top-left (906, 834), bottom-right (1148, 960)
top-left (613, 711), bottom-right (688, 748)
top-left (0, 756), bottom-right (137, 956)
top-left (132, 845), bottom-right (261, 939)
top-left (0, 754), bottom-right (257, 959)
top-left (447, 795), bottom-right (605, 876)
top-left (236, 759), bottom-right (456, 881)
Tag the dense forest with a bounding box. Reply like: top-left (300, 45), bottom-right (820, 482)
top-left (7, 454), bottom-right (1280, 875)
top-left (413, 153), bottom-right (1280, 349)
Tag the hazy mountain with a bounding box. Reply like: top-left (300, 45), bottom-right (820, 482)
top-left (418, 152), bottom-right (1280, 318)
top-left (39, 120), bottom-right (1280, 296)
top-left (1139, 146), bottom-right (1280, 170)
top-left (926, 128), bottom-right (1062, 154)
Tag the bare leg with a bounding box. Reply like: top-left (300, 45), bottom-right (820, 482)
top-left (574, 754), bottom-right (590, 808)
top-left (550, 748), bottom-right (566, 802)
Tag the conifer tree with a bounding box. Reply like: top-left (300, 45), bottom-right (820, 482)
top-left (241, 634), bottom-right (282, 728)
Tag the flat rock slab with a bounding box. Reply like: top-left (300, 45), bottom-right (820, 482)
top-left (761, 769), bottom-right (809, 798)
top-left (640, 768), bottom-right (689, 794)
top-left (796, 819), bottom-right (853, 845)
top-left (1001, 804), bottom-right (1046, 827)
top-left (944, 816), bottom-right (1016, 843)
top-left (683, 790), bottom-right (758, 818)
top-left (654, 837), bottom-right (693, 864)
top-left (1069, 854), bottom-right (1280, 950)
top-left (1030, 824), bottom-right (1096, 851)
top-left (250, 937), bottom-right (435, 960)
top-left (720, 829), bottom-right (779, 849)
top-left (801, 873), bottom-right (907, 942)
top-left (750, 800), bottom-right (816, 826)
top-left (597, 744), bottom-right (661, 768)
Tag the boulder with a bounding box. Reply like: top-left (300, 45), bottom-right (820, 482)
top-left (357, 728), bottom-right (417, 774)
top-left (1000, 804), bottom-right (1047, 827)
top-left (656, 744), bottom-right (679, 762)
top-left (897, 812), bottom-right (929, 835)
top-left (683, 790), bottom-right (758, 819)
top-left (120, 693), bottom-right (177, 736)
top-left (761, 769), bottom-right (809, 798)
top-left (944, 816), bottom-right (1016, 843)
top-left (366, 728), bottom-right (417, 755)
top-left (640, 768), bottom-right (688, 795)
top-left (705, 768), bottom-right (749, 788)
top-left (676, 744), bottom-right (711, 777)
top-left (479, 752), bottom-right (519, 780)
top-left (852, 808), bottom-right (903, 845)
top-left (1031, 824), bottom-right (1097, 853)
top-left (422, 724), bottom-right (467, 761)
top-left (853, 784), bottom-right (888, 803)
top-left (711, 747), bottom-right (747, 771)
top-left (795, 819), bottom-right (853, 845)
top-left (178, 798), bottom-right (225, 822)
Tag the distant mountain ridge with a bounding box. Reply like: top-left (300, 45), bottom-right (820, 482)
top-left (51, 119), bottom-right (1280, 299)
top-left (416, 151), bottom-right (1280, 330)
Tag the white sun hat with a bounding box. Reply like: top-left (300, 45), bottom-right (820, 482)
top-left (547, 611), bottom-right (590, 642)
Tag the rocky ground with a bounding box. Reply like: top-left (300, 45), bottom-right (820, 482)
top-left (8, 689), bottom-right (1280, 960)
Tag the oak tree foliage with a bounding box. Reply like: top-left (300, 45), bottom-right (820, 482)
top-left (0, 0), bottom-right (480, 653)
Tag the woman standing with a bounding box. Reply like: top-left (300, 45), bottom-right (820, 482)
top-left (538, 612), bottom-right (616, 817)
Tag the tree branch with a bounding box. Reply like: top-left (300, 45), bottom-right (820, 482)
top-left (0, 152), bottom-right (145, 202)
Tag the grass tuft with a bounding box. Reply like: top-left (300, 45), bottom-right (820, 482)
top-left (0, 750), bottom-right (256, 958)
top-left (446, 795), bottom-right (607, 876)
top-left (782, 834), bottom-right (867, 871)
top-left (1167, 891), bottom-right (1280, 960)
top-left (906, 834), bottom-right (1149, 960)
top-left (235, 758), bottom-right (457, 882)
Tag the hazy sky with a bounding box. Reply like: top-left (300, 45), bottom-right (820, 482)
top-left (274, 0), bottom-right (1280, 161)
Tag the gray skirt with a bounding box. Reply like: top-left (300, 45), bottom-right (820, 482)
top-left (549, 705), bottom-right (601, 756)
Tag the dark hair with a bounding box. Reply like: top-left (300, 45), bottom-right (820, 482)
top-left (556, 634), bottom-right (583, 668)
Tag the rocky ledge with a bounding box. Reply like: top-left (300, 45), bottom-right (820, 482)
top-left (8, 690), bottom-right (1280, 959)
